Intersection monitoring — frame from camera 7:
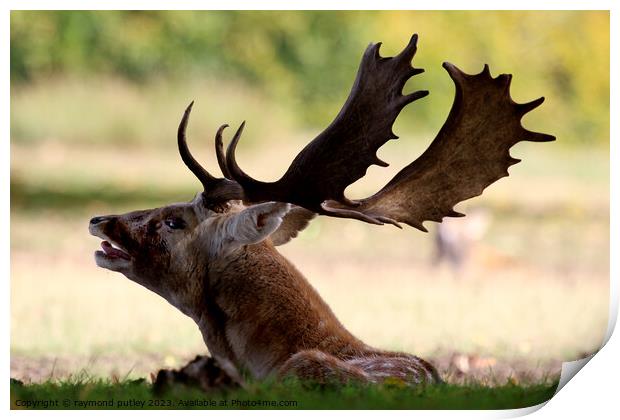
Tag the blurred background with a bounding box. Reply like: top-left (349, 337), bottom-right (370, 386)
top-left (11, 11), bottom-right (609, 384)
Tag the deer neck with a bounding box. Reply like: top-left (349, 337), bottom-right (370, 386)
top-left (192, 241), bottom-right (368, 379)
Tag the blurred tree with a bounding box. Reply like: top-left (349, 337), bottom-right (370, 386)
top-left (10, 10), bottom-right (609, 145)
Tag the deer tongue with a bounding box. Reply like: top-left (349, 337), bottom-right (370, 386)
top-left (101, 241), bottom-right (131, 260)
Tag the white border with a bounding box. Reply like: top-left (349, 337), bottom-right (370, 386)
top-left (5, 2), bottom-right (616, 419)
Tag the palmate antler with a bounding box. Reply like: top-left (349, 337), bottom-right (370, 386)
top-left (334, 63), bottom-right (556, 231)
top-left (182, 33), bottom-right (554, 231)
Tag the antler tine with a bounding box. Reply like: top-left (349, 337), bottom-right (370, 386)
top-left (521, 129), bottom-right (556, 143)
top-left (393, 34), bottom-right (425, 93)
top-left (319, 201), bottom-right (385, 225)
top-left (515, 96), bottom-right (546, 115)
top-left (178, 101), bottom-right (219, 189)
top-left (225, 121), bottom-right (281, 203)
top-left (442, 62), bottom-right (467, 82)
top-left (394, 33), bottom-right (420, 66)
top-left (177, 102), bottom-right (244, 205)
top-left (215, 124), bottom-right (233, 179)
top-left (397, 90), bottom-right (430, 109)
top-left (225, 121), bottom-right (252, 186)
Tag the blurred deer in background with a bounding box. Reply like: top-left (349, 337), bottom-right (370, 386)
top-left (89, 34), bottom-right (554, 390)
top-left (433, 207), bottom-right (491, 272)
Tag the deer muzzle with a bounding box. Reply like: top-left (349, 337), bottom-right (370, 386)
top-left (89, 215), bottom-right (133, 270)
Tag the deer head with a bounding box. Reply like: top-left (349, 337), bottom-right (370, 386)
top-left (89, 196), bottom-right (300, 315)
top-left (89, 34), bottom-right (553, 383)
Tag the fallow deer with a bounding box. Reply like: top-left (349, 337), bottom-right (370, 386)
top-left (89, 34), bottom-right (554, 389)
top-left (433, 207), bottom-right (491, 272)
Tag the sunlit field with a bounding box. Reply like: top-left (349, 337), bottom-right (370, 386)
top-left (10, 93), bottom-right (608, 384)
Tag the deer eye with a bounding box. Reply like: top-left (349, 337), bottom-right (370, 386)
top-left (164, 218), bottom-right (186, 230)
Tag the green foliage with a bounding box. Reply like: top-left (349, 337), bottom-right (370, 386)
top-left (10, 11), bottom-right (609, 145)
top-left (10, 377), bottom-right (558, 410)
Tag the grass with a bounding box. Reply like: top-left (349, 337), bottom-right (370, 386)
top-left (10, 377), bottom-right (559, 410)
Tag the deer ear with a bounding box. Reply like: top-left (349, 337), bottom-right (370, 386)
top-left (229, 202), bottom-right (292, 246)
top-left (271, 206), bottom-right (316, 246)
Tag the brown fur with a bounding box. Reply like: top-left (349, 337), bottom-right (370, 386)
top-left (89, 196), bottom-right (440, 387)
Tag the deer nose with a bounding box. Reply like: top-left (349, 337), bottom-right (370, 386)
top-left (89, 216), bottom-right (109, 225)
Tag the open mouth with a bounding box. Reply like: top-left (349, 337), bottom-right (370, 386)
top-left (96, 240), bottom-right (131, 260)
